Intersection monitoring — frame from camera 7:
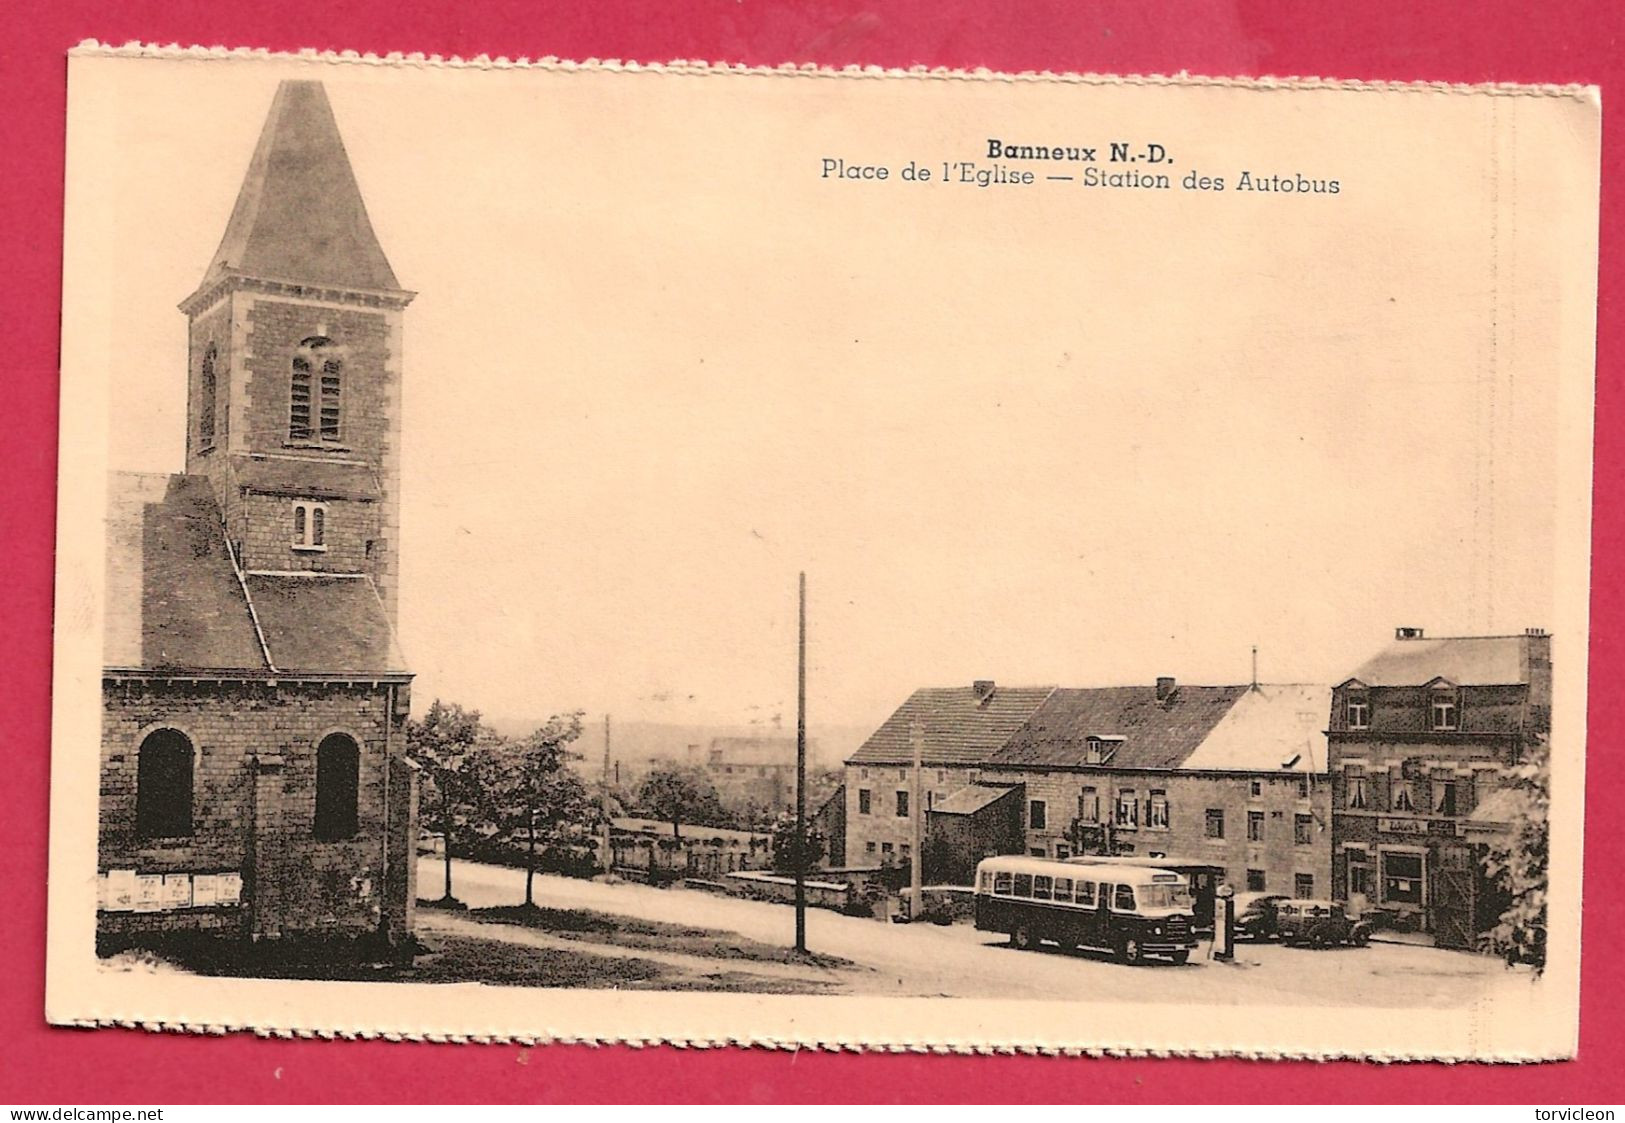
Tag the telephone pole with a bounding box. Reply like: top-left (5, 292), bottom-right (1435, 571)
top-left (794, 572), bottom-right (808, 953)
top-left (601, 714), bottom-right (613, 876)
top-left (910, 719), bottom-right (924, 919)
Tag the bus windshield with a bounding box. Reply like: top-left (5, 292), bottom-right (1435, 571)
top-left (1138, 883), bottom-right (1193, 910)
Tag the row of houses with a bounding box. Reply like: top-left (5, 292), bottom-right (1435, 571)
top-left (824, 627), bottom-right (1551, 950)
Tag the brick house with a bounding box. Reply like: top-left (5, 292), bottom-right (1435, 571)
top-left (1328, 628), bottom-right (1552, 949)
top-left (98, 81), bottom-right (419, 947)
top-left (982, 681), bottom-right (1333, 898)
top-left (842, 682), bottom-right (1055, 871)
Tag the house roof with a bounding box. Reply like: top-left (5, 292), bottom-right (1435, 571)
top-left (232, 455), bottom-right (381, 501)
top-left (846, 685), bottom-right (1056, 767)
top-left (197, 80), bottom-right (401, 295)
top-left (104, 473), bottom-right (267, 672)
top-left (104, 471), bottom-right (407, 678)
top-left (1178, 684), bottom-right (1330, 774)
top-left (986, 684), bottom-right (1248, 771)
top-left (1466, 786), bottom-right (1520, 827)
top-left (931, 784), bottom-right (1020, 815)
top-left (1345, 635), bottom-right (1531, 687)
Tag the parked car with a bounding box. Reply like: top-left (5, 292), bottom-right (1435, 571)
top-left (1232, 892), bottom-right (1288, 941)
top-left (1275, 898), bottom-right (1372, 948)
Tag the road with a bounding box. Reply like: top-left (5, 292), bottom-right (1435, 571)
top-left (421, 857), bottom-right (1530, 1006)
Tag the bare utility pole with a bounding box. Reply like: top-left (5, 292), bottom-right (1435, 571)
top-left (1251, 645), bottom-right (1260, 691)
top-left (601, 714), bottom-right (613, 875)
top-left (910, 719), bottom-right (924, 918)
top-left (794, 572), bottom-right (808, 953)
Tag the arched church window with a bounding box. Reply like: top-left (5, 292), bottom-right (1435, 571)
top-left (198, 345), bottom-right (218, 448)
top-left (290, 337), bottom-right (342, 443)
top-left (135, 728), bottom-right (194, 839)
top-left (292, 501), bottom-right (327, 551)
top-left (314, 733), bottom-right (361, 840)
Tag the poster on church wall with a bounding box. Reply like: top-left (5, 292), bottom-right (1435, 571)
top-left (45, 43), bottom-right (1597, 1061)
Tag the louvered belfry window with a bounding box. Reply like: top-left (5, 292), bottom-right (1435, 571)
top-left (291, 337), bottom-right (342, 443)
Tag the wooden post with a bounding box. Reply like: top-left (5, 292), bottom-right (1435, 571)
top-left (910, 719), bottom-right (924, 919)
top-left (794, 571), bottom-right (808, 953)
top-left (601, 714), bottom-right (613, 876)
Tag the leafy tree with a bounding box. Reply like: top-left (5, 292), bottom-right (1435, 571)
top-left (405, 699), bottom-right (485, 904)
top-left (1484, 734), bottom-right (1550, 972)
top-left (637, 764), bottom-right (727, 840)
top-left (476, 712), bottom-right (593, 907)
top-left (770, 814), bottom-right (826, 874)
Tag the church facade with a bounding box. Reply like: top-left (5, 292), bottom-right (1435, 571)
top-left (98, 81), bottom-right (419, 948)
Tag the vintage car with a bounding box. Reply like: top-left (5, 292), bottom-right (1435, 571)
top-left (1232, 892), bottom-right (1289, 941)
top-left (1275, 898), bottom-right (1372, 947)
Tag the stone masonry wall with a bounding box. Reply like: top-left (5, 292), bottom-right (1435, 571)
top-left (100, 677), bottom-right (409, 939)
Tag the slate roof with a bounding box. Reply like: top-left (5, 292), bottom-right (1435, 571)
top-left (1346, 635), bottom-right (1531, 687)
top-left (104, 473), bottom-right (266, 672)
top-left (232, 455), bottom-right (381, 501)
top-left (244, 574), bottom-right (408, 675)
top-left (1177, 684), bottom-right (1330, 774)
top-left (932, 784), bottom-right (1021, 815)
top-left (104, 471), bottom-right (407, 678)
top-left (199, 80), bottom-right (401, 294)
top-left (847, 685), bottom-right (1056, 767)
top-left (986, 684), bottom-right (1248, 771)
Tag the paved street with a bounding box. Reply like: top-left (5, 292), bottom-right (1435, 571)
top-left (420, 857), bottom-right (1531, 1005)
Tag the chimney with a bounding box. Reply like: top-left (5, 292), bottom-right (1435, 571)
top-left (1155, 676), bottom-right (1176, 702)
top-left (1395, 627), bottom-right (1425, 641)
top-left (972, 679), bottom-right (996, 701)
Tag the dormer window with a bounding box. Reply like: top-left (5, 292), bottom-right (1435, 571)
top-left (293, 501), bottom-right (327, 551)
top-left (1346, 692), bottom-right (1370, 730)
top-left (290, 337), bottom-right (343, 444)
top-left (1085, 735), bottom-right (1122, 765)
top-left (1430, 686), bottom-right (1459, 731)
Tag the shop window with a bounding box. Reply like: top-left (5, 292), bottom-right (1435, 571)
top-left (1382, 851), bottom-right (1424, 904)
top-left (135, 728), bottom-right (194, 838)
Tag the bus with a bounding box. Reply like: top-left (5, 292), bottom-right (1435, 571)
top-left (973, 856), bottom-right (1199, 965)
top-left (1064, 855), bottom-right (1226, 933)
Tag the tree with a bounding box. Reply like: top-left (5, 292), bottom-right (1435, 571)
top-left (1484, 733), bottom-right (1550, 972)
top-left (405, 699), bottom-right (485, 905)
top-left (637, 764), bottom-right (727, 840)
top-left (478, 711), bottom-right (594, 908)
top-left (770, 813), bottom-right (826, 874)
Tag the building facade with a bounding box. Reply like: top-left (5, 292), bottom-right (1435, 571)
top-left (1328, 628), bottom-right (1551, 950)
top-left (842, 682), bottom-right (1055, 870)
top-left (98, 81), bottom-right (419, 947)
top-left (983, 682), bottom-right (1333, 898)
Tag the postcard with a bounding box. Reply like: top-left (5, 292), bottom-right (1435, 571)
top-left (47, 44), bottom-right (1599, 1057)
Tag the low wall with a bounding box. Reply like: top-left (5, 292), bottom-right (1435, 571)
top-left (720, 870), bottom-right (854, 911)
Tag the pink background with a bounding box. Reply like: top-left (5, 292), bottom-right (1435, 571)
top-left (3, 0), bottom-right (1620, 1103)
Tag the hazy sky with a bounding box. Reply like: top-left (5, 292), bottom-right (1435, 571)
top-left (89, 58), bottom-right (1578, 732)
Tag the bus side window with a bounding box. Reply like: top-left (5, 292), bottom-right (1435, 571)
top-left (1076, 880), bottom-right (1095, 907)
top-left (1033, 875), bottom-right (1053, 901)
top-left (1013, 874), bottom-right (1034, 898)
top-left (978, 870), bottom-right (991, 893)
top-left (1054, 877), bottom-right (1073, 903)
top-left (993, 872), bottom-right (1013, 896)
top-left (1114, 884), bottom-right (1136, 911)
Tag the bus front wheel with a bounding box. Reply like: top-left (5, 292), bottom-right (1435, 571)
top-left (1012, 925), bottom-right (1035, 951)
top-left (1119, 937), bottom-right (1143, 965)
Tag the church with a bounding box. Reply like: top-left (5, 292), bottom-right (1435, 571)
top-left (97, 80), bottom-right (419, 949)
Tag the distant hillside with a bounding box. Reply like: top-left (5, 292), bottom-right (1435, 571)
top-left (483, 716), bottom-right (873, 774)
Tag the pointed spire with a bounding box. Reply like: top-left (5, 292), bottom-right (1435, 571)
top-left (199, 80), bottom-right (400, 293)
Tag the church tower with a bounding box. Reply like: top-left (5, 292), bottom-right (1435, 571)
top-left (180, 80), bottom-right (413, 625)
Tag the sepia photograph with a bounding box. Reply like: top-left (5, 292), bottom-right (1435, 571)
top-left (46, 46), bottom-right (1598, 1058)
